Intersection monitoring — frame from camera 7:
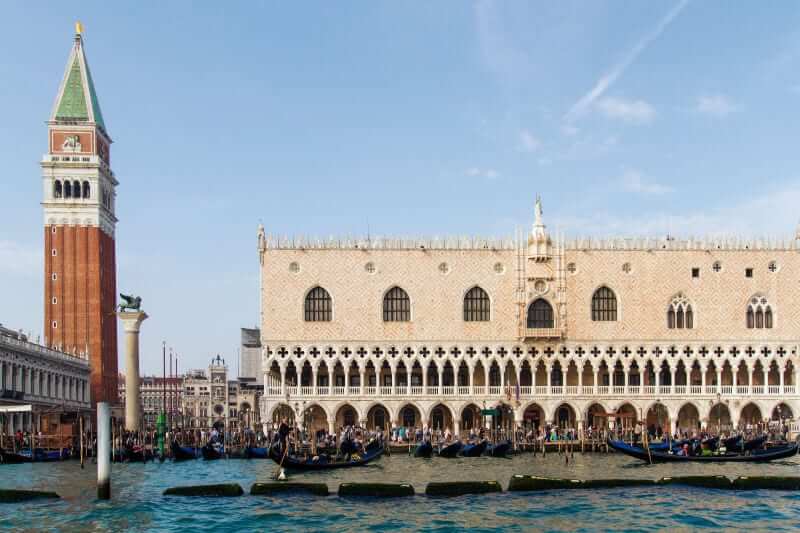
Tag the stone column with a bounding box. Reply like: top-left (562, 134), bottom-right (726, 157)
top-left (118, 310), bottom-right (148, 432)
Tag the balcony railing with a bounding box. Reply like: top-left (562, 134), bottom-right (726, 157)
top-left (523, 327), bottom-right (561, 339)
top-left (262, 380), bottom-right (800, 398)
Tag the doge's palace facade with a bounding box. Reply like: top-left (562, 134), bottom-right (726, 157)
top-left (259, 199), bottom-right (800, 436)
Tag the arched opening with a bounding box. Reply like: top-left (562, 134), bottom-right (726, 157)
top-left (364, 360), bottom-right (377, 388)
top-left (301, 404), bottom-right (328, 436)
top-left (461, 403), bottom-right (481, 432)
top-left (53, 180), bottom-right (62, 198)
top-left (772, 403), bottom-right (793, 421)
top-left (739, 403), bottom-right (763, 429)
top-left (366, 404), bottom-right (390, 431)
top-left (646, 403), bottom-right (670, 437)
top-left (527, 299), bottom-right (554, 328)
top-left (271, 403), bottom-right (295, 425)
top-left (442, 361), bottom-right (455, 387)
top-left (520, 360), bottom-right (533, 387)
top-left (398, 403), bottom-right (421, 429)
top-left (410, 360), bottom-right (423, 388)
top-left (708, 403), bottom-right (732, 434)
top-left (488, 361), bottom-right (501, 387)
top-left (316, 361), bottom-right (330, 389)
top-left (677, 403), bottom-right (700, 433)
top-left (395, 361), bottom-right (408, 392)
top-left (551, 361), bottom-right (563, 387)
top-left (591, 287), bottom-right (617, 321)
top-left (675, 361), bottom-right (687, 386)
top-left (615, 403), bottom-right (637, 431)
top-left (379, 360), bottom-right (391, 388)
top-left (82, 181), bottom-right (90, 199)
top-left (473, 361), bottom-right (486, 389)
top-left (300, 361), bottom-right (313, 386)
top-left (383, 286), bottom-right (411, 322)
top-left (64, 180), bottom-right (72, 198)
top-left (464, 286), bottom-right (490, 321)
top-left (284, 361), bottom-right (298, 387)
top-left (491, 403), bottom-right (515, 436)
top-left (554, 403), bottom-right (577, 429)
top-left (304, 286), bottom-right (332, 322)
top-left (335, 404), bottom-right (358, 429)
top-left (534, 361), bottom-right (547, 386)
top-left (73, 180), bottom-right (80, 198)
top-left (429, 403), bottom-right (454, 432)
top-left (522, 403), bottom-right (545, 434)
top-left (457, 361), bottom-right (470, 387)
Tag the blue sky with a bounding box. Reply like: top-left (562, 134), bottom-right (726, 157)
top-left (2, 2), bottom-right (800, 374)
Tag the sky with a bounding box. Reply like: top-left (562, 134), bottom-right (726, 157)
top-left (2, 2), bottom-right (800, 374)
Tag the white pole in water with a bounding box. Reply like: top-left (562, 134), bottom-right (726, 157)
top-left (97, 402), bottom-right (111, 500)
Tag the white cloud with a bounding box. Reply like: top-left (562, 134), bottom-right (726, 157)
top-left (466, 167), bottom-right (500, 180)
top-left (564, 0), bottom-right (689, 123)
top-left (553, 181), bottom-right (800, 238)
top-left (596, 97), bottom-right (656, 123)
top-left (0, 240), bottom-right (41, 277)
top-left (695, 94), bottom-right (738, 117)
top-left (518, 129), bottom-right (541, 152)
top-left (620, 170), bottom-right (673, 195)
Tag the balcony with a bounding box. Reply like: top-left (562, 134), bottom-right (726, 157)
top-left (523, 327), bottom-right (561, 339)
top-left (752, 385), bottom-right (764, 395)
top-left (333, 386), bottom-right (345, 395)
top-left (364, 386), bottom-right (376, 396)
top-left (380, 386), bottom-right (392, 396)
top-left (348, 386), bottom-right (360, 396)
top-left (300, 386), bottom-right (313, 396)
top-left (768, 385), bottom-right (780, 395)
top-left (488, 386), bottom-right (501, 395)
top-left (457, 386), bottom-right (470, 396)
top-left (442, 386), bottom-right (454, 396)
top-left (410, 386), bottom-right (423, 396)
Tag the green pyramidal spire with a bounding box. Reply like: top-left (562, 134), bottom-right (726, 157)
top-left (51, 30), bottom-right (106, 132)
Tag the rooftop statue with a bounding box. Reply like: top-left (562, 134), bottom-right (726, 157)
top-left (119, 293), bottom-right (142, 312)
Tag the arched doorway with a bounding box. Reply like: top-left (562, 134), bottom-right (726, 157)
top-left (522, 403), bottom-right (545, 434)
top-left (615, 403), bottom-right (637, 431)
top-left (645, 403), bottom-right (670, 437)
top-left (270, 403), bottom-right (295, 424)
top-left (739, 403), bottom-right (763, 429)
top-left (429, 403), bottom-right (454, 432)
top-left (677, 403), bottom-right (700, 433)
top-left (586, 403), bottom-right (608, 430)
top-left (772, 403), bottom-right (793, 421)
top-left (709, 403), bottom-right (732, 433)
top-left (461, 403), bottom-right (480, 432)
top-left (398, 403), bottom-right (421, 429)
top-left (303, 404), bottom-right (328, 435)
top-left (366, 404), bottom-right (390, 431)
top-left (555, 403), bottom-right (576, 429)
top-left (335, 404), bottom-right (358, 429)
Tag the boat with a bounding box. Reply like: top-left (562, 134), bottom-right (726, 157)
top-left (202, 443), bottom-right (225, 460)
top-left (460, 439), bottom-right (488, 457)
top-left (486, 440), bottom-right (512, 457)
top-left (414, 441), bottom-right (433, 458)
top-left (243, 446), bottom-right (269, 459)
top-left (268, 442), bottom-right (384, 470)
top-left (608, 439), bottom-right (799, 463)
top-left (171, 442), bottom-right (198, 461)
top-left (0, 449), bottom-right (31, 464)
top-left (437, 441), bottom-right (463, 458)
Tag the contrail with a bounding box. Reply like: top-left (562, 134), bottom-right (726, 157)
top-left (564, 0), bottom-right (689, 123)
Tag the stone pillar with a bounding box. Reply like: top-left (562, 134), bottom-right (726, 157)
top-left (716, 370), bottom-right (722, 392)
top-left (779, 367), bottom-right (785, 391)
top-left (422, 365), bottom-right (428, 391)
top-left (359, 371), bottom-right (365, 395)
top-left (700, 366), bottom-right (706, 390)
top-left (438, 370), bottom-right (444, 394)
top-left (592, 369), bottom-right (599, 394)
top-left (468, 367), bottom-right (474, 394)
top-left (546, 365), bottom-right (552, 393)
top-left (118, 310), bottom-right (148, 432)
top-left (312, 367), bottom-right (318, 395)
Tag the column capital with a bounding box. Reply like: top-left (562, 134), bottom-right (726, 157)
top-left (118, 310), bottom-right (148, 333)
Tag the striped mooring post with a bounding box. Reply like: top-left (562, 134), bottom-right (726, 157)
top-left (97, 402), bottom-right (111, 500)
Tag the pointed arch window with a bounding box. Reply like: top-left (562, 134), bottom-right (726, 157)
top-left (527, 299), bottom-right (554, 328)
top-left (747, 296), bottom-right (773, 329)
top-left (591, 287), bottom-right (617, 322)
top-left (463, 286), bottom-right (490, 322)
top-left (383, 286), bottom-right (410, 322)
top-left (667, 294), bottom-right (693, 329)
top-left (304, 286), bottom-right (332, 322)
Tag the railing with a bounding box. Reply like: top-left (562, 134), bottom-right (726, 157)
top-left (488, 386), bottom-right (501, 396)
top-left (674, 386), bottom-right (686, 395)
top-left (784, 385), bottom-right (796, 394)
top-left (410, 386), bottom-right (423, 395)
top-left (642, 386), bottom-right (654, 395)
top-left (317, 386), bottom-right (328, 396)
top-left (581, 386), bottom-right (594, 395)
top-left (612, 386), bottom-right (625, 395)
top-left (300, 386), bottom-right (313, 396)
top-left (565, 386), bottom-right (578, 395)
top-left (551, 386), bottom-right (563, 396)
top-left (659, 386), bottom-right (671, 395)
top-left (267, 387), bottom-right (281, 396)
top-left (458, 386), bottom-right (470, 396)
top-left (721, 385), bottom-right (733, 394)
top-left (520, 386), bottom-right (532, 396)
top-left (736, 386), bottom-right (749, 395)
top-left (535, 386), bottom-right (548, 395)
top-left (380, 386), bottom-right (392, 396)
top-left (752, 385), bottom-right (764, 395)
top-left (286, 386), bottom-right (298, 396)
top-left (348, 386), bottom-right (360, 396)
top-left (628, 386), bottom-right (639, 395)
top-left (364, 386), bottom-right (376, 396)
top-left (705, 385), bottom-right (717, 394)
top-left (523, 327), bottom-right (561, 339)
top-left (425, 386), bottom-right (437, 395)
top-left (768, 385), bottom-right (780, 395)
top-left (442, 386), bottom-right (454, 396)
top-left (597, 386), bottom-right (609, 395)
top-left (689, 385), bottom-right (702, 395)
top-left (333, 386), bottom-right (345, 395)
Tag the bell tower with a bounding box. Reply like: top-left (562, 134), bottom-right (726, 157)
top-left (41, 23), bottom-right (118, 404)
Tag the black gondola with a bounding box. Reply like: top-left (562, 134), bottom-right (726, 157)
top-left (414, 441), bottom-right (433, 458)
top-left (171, 442), bottom-right (198, 461)
top-left (460, 439), bottom-right (488, 457)
top-left (438, 441), bottom-right (463, 458)
top-left (608, 439), bottom-right (799, 463)
top-left (268, 442), bottom-right (384, 470)
top-left (202, 443), bottom-right (225, 460)
top-left (0, 449), bottom-right (31, 464)
top-left (486, 440), bottom-right (511, 457)
top-left (244, 446), bottom-right (269, 459)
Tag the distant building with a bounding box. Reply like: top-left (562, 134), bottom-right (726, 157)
top-left (118, 375), bottom-right (182, 430)
top-left (0, 324), bottom-right (91, 434)
top-left (239, 327), bottom-right (262, 380)
top-left (182, 356), bottom-right (229, 430)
